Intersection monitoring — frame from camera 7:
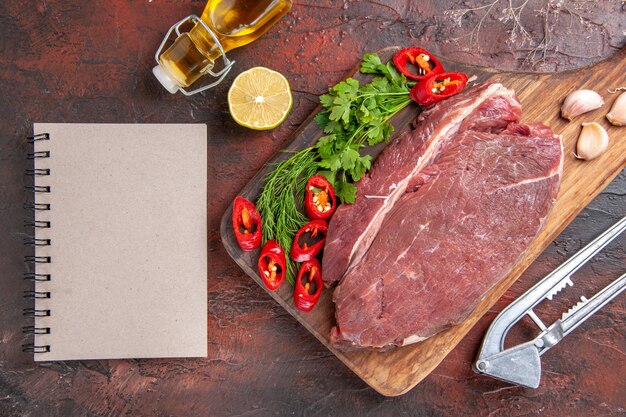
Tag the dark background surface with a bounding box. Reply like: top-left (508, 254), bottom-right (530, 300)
top-left (1, 1), bottom-right (624, 416)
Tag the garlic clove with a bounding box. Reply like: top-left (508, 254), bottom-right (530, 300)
top-left (574, 122), bottom-right (609, 161)
top-left (561, 89), bottom-right (604, 121)
top-left (606, 91), bottom-right (626, 126)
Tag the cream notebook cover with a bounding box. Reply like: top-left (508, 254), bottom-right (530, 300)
top-left (29, 123), bottom-right (207, 361)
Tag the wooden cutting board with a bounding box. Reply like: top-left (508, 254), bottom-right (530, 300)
top-left (220, 47), bottom-right (626, 396)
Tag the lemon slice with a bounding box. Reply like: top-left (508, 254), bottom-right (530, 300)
top-left (228, 67), bottom-right (293, 130)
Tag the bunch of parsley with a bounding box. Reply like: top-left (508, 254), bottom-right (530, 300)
top-left (314, 53), bottom-right (413, 202)
top-left (256, 53), bottom-right (414, 284)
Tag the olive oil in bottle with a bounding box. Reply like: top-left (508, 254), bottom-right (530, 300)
top-left (153, 0), bottom-right (292, 94)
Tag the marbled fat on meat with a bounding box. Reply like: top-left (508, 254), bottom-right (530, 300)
top-left (327, 83), bottom-right (563, 350)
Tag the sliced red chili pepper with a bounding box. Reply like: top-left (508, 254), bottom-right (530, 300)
top-left (409, 71), bottom-right (469, 107)
top-left (232, 196), bottom-right (262, 251)
top-left (291, 220), bottom-right (327, 262)
top-left (294, 259), bottom-right (323, 312)
top-left (304, 175), bottom-right (337, 221)
top-left (257, 240), bottom-right (286, 291)
top-left (393, 47), bottom-right (444, 81)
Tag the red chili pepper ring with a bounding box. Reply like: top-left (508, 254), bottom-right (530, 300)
top-left (304, 175), bottom-right (337, 221)
top-left (291, 220), bottom-right (328, 263)
top-left (258, 240), bottom-right (286, 291)
top-left (393, 47), bottom-right (444, 81)
top-left (294, 259), bottom-right (323, 312)
top-left (410, 71), bottom-right (469, 107)
top-left (232, 196), bottom-right (262, 251)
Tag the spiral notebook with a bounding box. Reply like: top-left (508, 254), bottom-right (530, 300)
top-left (25, 123), bottom-right (208, 361)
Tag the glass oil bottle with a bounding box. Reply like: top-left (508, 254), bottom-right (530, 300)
top-left (153, 0), bottom-right (293, 95)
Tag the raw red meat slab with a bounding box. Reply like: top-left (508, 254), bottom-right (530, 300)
top-left (325, 83), bottom-right (563, 349)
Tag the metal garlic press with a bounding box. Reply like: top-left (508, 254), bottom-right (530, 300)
top-left (474, 216), bottom-right (626, 388)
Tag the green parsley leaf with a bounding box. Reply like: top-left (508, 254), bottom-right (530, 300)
top-left (334, 180), bottom-right (357, 204)
top-left (324, 119), bottom-right (343, 135)
top-left (365, 123), bottom-right (384, 145)
top-left (386, 62), bottom-right (406, 86)
top-left (369, 76), bottom-right (389, 92)
top-left (382, 123), bottom-right (395, 142)
top-left (318, 154), bottom-right (341, 171)
top-left (329, 95), bottom-right (352, 125)
top-left (316, 134), bottom-right (336, 159)
top-left (319, 94), bottom-right (335, 109)
top-left (340, 146), bottom-right (360, 171)
top-left (360, 53), bottom-right (384, 73)
top-left (350, 155), bottom-right (372, 182)
top-left (332, 78), bottom-right (359, 97)
top-left (314, 111), bottom-right (330, 130)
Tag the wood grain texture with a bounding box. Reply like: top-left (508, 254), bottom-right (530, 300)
top-left (0, 1), bottom-right (624, 416)
top-left (220, 48), bottom-right (626, 396)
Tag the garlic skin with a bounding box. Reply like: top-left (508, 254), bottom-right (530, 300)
top-left (575, 122), bottom-right (609, 161)
top-left (606, 91), bottom-right (626, 126)
top-left (561, 89), bottom-right (604, 120)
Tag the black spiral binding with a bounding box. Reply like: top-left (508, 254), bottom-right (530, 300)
top-left (23, 238), bottom-right (51, 246)
top-left (28, 133), bottom-right (50, 143)
top-left (23, 308), bottom-right (50, 317)
top-left (25, 185), bottom-right (51, 193)
top-left (23, 273), bottom-right (51, 282)
top-left (27, 151), bottom-right (50, 160)
top-left (23, 133), bottom-right (52, 355)
top-left (22, 326), bottom-right (51, 334)
top-left (22, 345), bottom-right (51, 353)
top-left (25, 256), bottom-right (51, 263)
top-left (23, 291), bottom-right (51, 299)
top-left (24, 220), bottom-right (51, 228)
top-left (26, 169), bottom-right (50, 176)
top-left (24, 203), bottom-right (51, 211)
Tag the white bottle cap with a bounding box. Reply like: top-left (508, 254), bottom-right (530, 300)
top-left (152, 65), bottom-right (179, 94)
